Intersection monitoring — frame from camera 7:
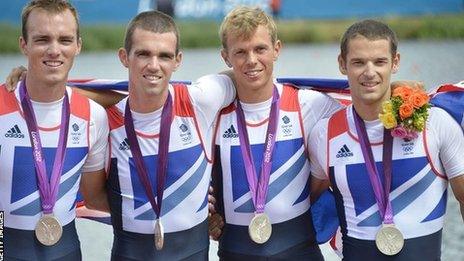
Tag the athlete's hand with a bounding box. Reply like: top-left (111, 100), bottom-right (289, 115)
top-left (208, 186), bottom-right (217, 213)
top-left (5, 66), bottom-right (27, 92)
top-left (209, 213), bottom-right (224, 241)
top-left (207, 186), bottom-right (224, 240)
top-left (391, 80), bottom-right (424, 90)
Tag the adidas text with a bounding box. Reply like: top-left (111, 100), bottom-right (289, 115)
top-left (5, 125), bottom-right (25, 138)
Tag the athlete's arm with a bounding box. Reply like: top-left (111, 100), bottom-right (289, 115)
top-left (79, 98), bottom-right (110, 212)
top-left (4, 65), bottom-right (125, 107)
top-left (450, 175), bottom-right (464, 222)
top-left (431, 108), bottom-right (464, 222)
top-left (391, 80), bottom-right (424, 90)
top-left (208, 213), bottom-right (224, 241)
top-left (5, 66), bottom-right (26, 91)
top-left (308, 119), bottom-right (331, 203)
top-left (73, 88), bottom-right (126, 108)
top-left (310, 177), bottom-right (330, 204)
top-left (80, 169), bottom-right (110, 212)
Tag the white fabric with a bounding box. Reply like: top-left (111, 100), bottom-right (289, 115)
top-left (309, 106), bottom-right (464, 180)
top-left (216, 82), bottom-right (341, 226)
top-left (309, 105), bottom-right (464, 240)
top-left (1, 86), bottom-right (108, 230)
top-left (108, 78), bottom-right (234, 234)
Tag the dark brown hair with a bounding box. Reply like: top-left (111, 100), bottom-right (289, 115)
top-left (340, 19), bottom-right (398, 59)
top-left (124, 10), bottom-right (180, 54)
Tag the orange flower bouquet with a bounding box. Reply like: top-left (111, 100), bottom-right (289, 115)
top-left (379, 85), bottom-right (431, 140)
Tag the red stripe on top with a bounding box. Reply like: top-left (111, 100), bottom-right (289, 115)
top-left (0, 84), bottom-right (21, 115)
top-left (107, 105), bottom-right (124, 130)
top-left (330, 234), bottom-right (338, 250)
top-left (436, 84), bottom-right (463, 93)
top-left (173, 83), bottom-right (212, 162)
top-left (337, 99), bottom-right (352, 106)
top-left (328, 109), bottom-right (348, 140)
top-left (220, 103), bottom-right (236, 115)
top-left (70, 89), bottom-right (90, 121)
top-left (279, 84), bottom-right (300, 112)
top-left (173, 84), bottom-right (195, 117)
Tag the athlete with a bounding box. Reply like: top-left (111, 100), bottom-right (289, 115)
top-left (106, 11), bottom-right (235, 260)
top-left (210, 6), bottom-right (342, 260)
top-left (2, 8), bottom-right (235, 260)
top-left (0, 0), bottom-right (109, 260)
top-left (309, 20), bottom-right (464, 260)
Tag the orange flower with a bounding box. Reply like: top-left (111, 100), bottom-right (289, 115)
top-left (392, 86), bottom-right (413, 101)
top-left (409, 91), bottom-right (430, 108)
top-left (399, 102), bottom-right (414, 119)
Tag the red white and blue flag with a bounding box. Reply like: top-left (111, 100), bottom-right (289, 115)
top-left (430, 81), bottom-right (464, 129)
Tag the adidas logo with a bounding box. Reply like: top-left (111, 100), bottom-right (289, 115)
top-left (282, 116), bottom-right (290, 124)
top-left (336, 144), bottom-right (353, 158)
top-left (179, 124), bottom-right (188, 132)
top-left (119, 138), bottom-right (130, 150)
top-left (223, 125), bottom-right (239, 138)
top-left (5, 125), bottom-right (25, 138)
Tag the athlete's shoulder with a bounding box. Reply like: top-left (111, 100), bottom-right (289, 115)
top-left (428, 106), bottom-right (458, 126)
top-left (297, 87), bottom-right (338, 106)
top-left (190, 74), bottom-right (236, 108)
top-left (195, 74), bottom-right (232, 86)
top-left (311, 117), bottom-right (330, 138)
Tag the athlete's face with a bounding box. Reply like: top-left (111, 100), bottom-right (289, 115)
top-left (119, 28), bottom-right (182, 101)
top-left (338, 35), bottom-right (400, 109)
top-left (19, 8), bottom-right (81, 87)
top-left (221, 25), bottom-right (281, 98)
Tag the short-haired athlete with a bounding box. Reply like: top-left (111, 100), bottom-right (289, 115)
top-left (3, 8), bottom-right (236, 260)
top-left (105, 11), bottom-right (235, 260)
top-left (309, 20), bottom-right (464, 260)
top-left (210, 6), bottom-right (342, 260)
top-left (0, 0), bottom-right (109, 260)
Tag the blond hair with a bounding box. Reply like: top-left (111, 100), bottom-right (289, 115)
top-left (219, 6), bottom-right (277, 49)
top-left (22, 0), bottom-right (80, 42)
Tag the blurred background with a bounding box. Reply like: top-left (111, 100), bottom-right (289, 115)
top-left (1, 1), bottom-right (463, 260)
top-left (1, 0), bottom-right (464, 53)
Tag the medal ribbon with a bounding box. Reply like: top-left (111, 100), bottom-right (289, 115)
top-left (125, 93), bottom-right (172, 219)
top-left (353, 107), bottom-right (394, 224)
top-left (236, 87), bottom-right (279, 213)
top-left (19, 80), bottom-right (70, 215)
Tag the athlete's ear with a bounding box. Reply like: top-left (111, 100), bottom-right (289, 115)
top-left (173, 51), bottom-right (182, 72)
top-left (19, 36), bottom-right (28, 56)
top-left (76, 37), bottom-right (82, 55)
top-left (221, 49), bottom-right (232, 68)
top-left (392, 52), bottom-right (400, 74)
top-left (338, 54), bottom-right (347, 75)
top-left (273, 39), bottom-right (282, 61)
top-left (118, 48), bottom-right (129, 68)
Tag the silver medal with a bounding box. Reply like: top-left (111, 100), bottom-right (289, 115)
top-left (375, 223), bottom-right (404, 256)
top-left (248, 213), bottom-right (272, 244)
top-left (35, 214), bottom-right (63, 246)
top-left (154, 219), bottom-right (164, 250)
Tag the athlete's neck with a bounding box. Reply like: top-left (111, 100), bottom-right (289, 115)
top-left (352, 102), bottom-right (381, 121)
top-left (128, 87), bottom-right (168, 114)
top-left (351, 87), bottom-right (392, 121)
top-left (24, 75), bottom-right (66, 103)
top-left (236, 82), bottom-right (274, 104)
